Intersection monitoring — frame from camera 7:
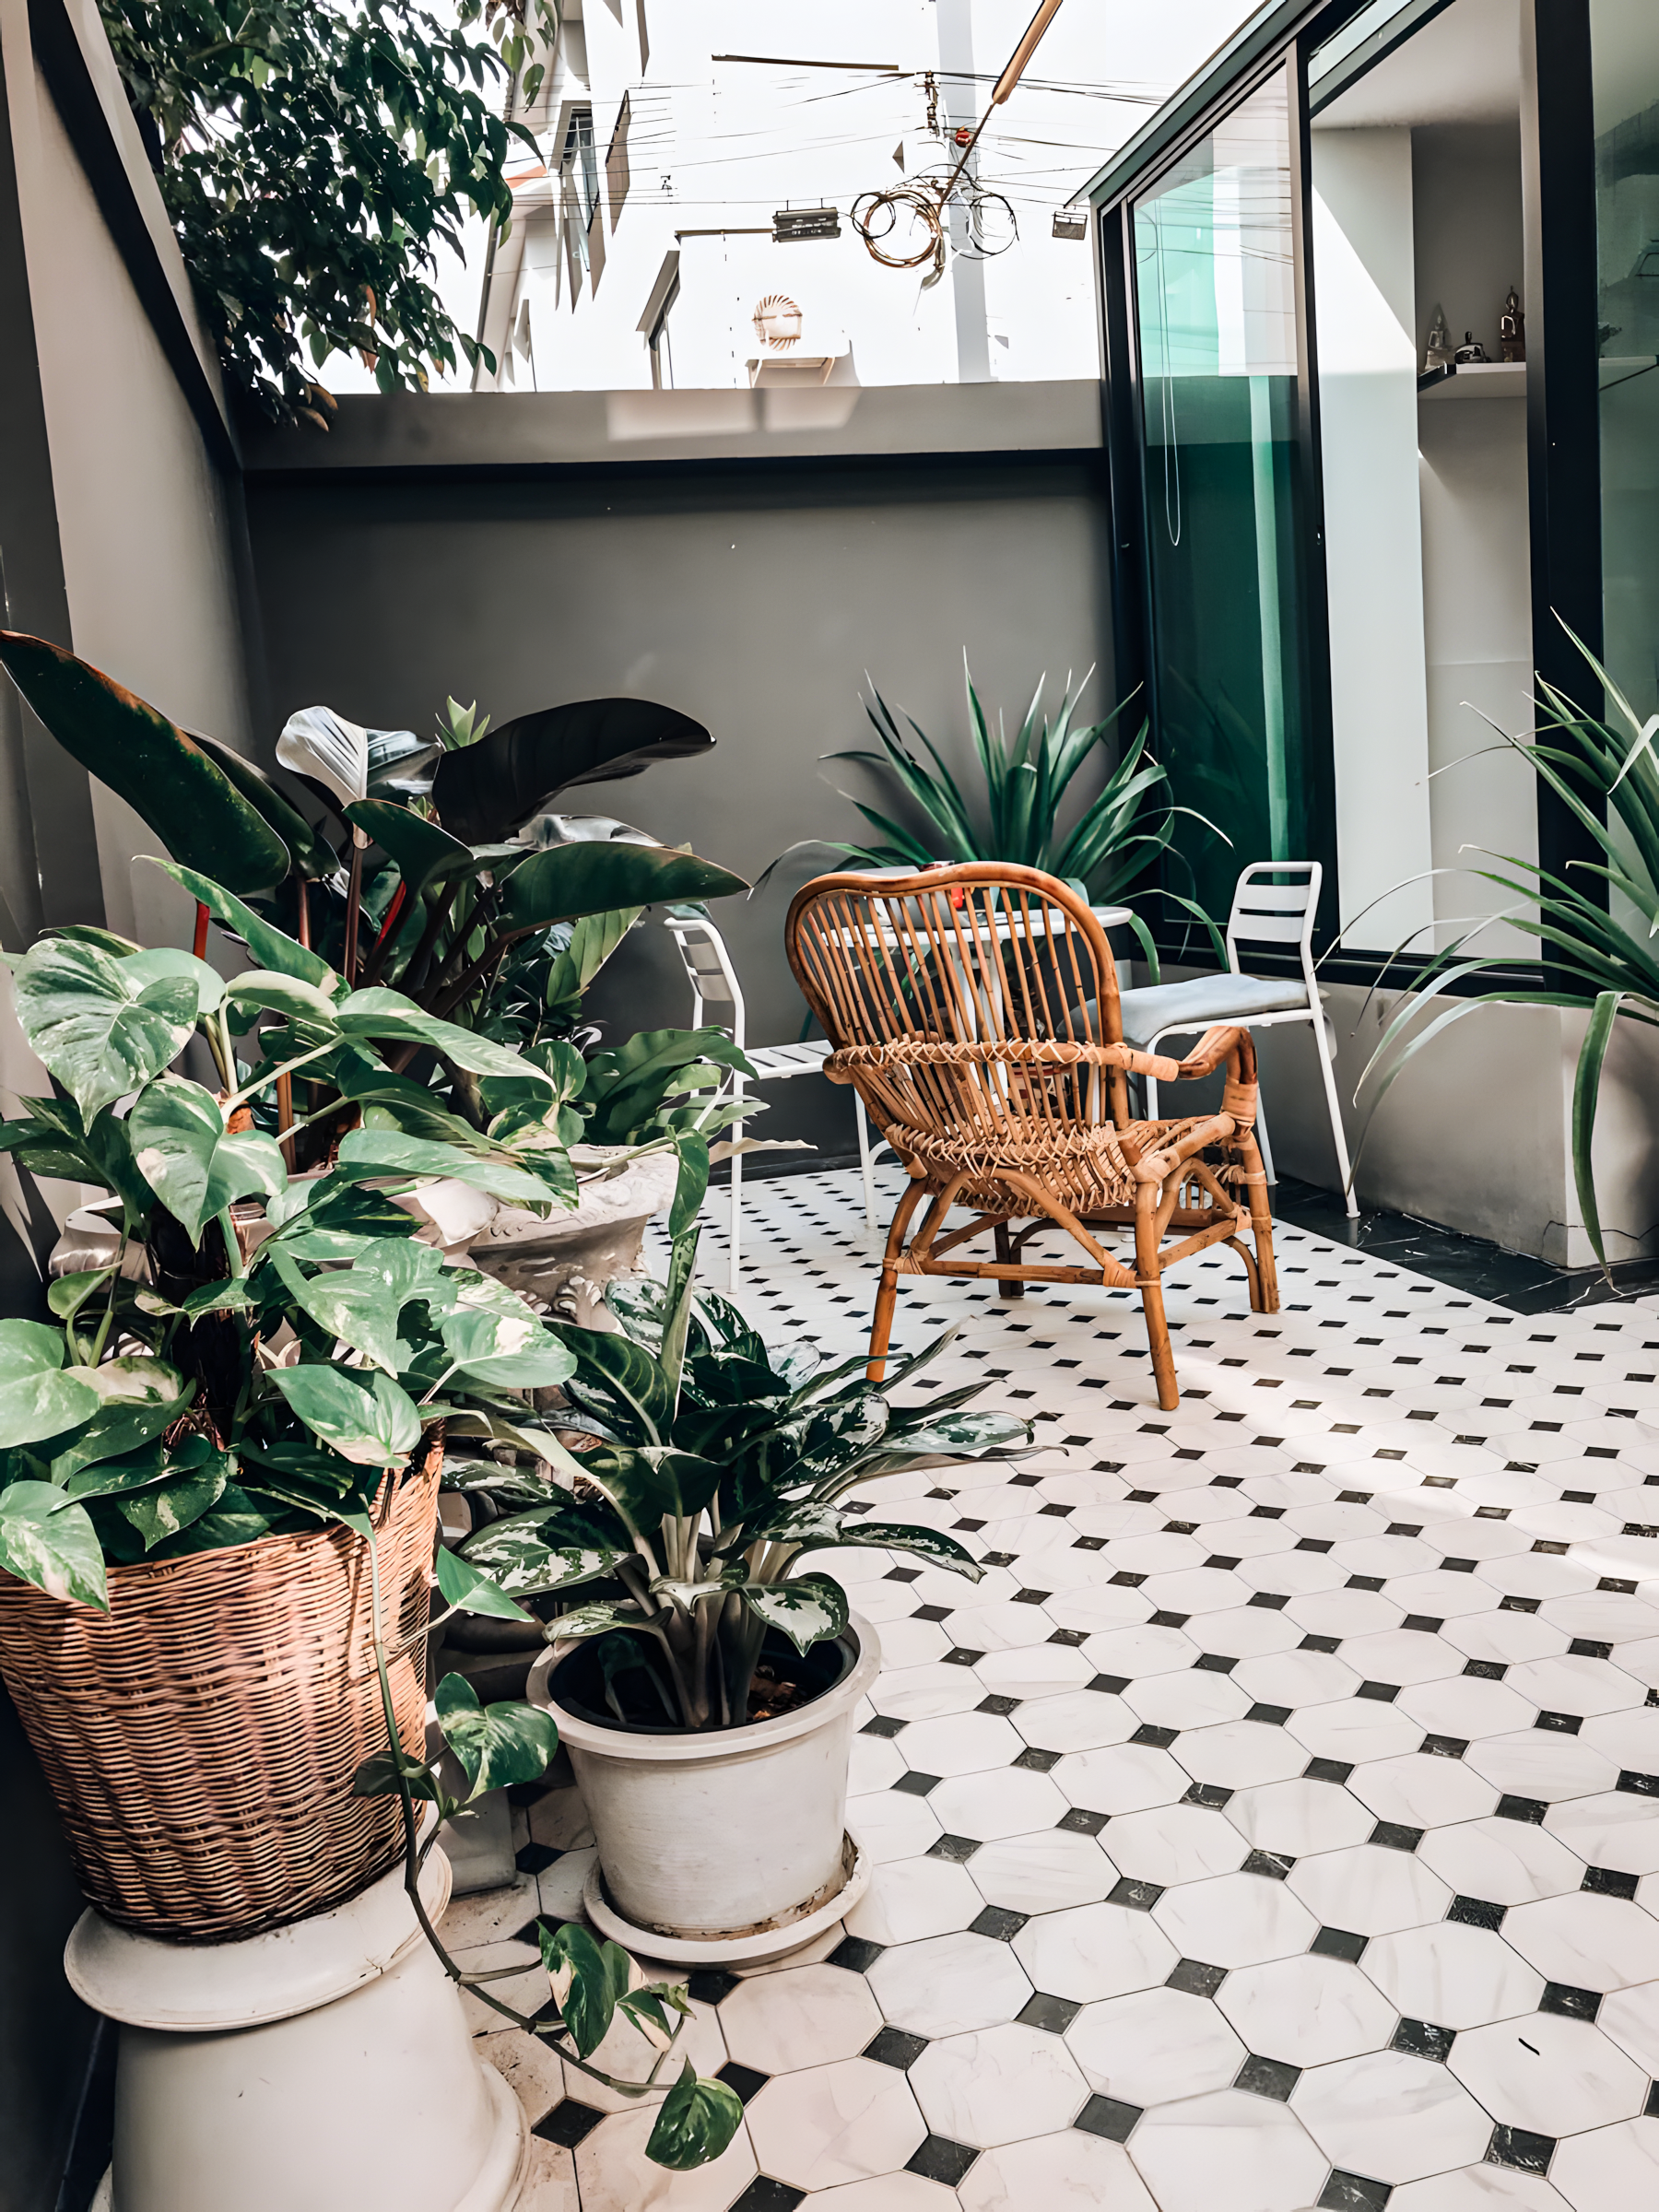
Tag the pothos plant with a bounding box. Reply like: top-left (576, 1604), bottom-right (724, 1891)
top-left (0, 875), bottom-right (743, 2171)
top-left (443, 1225), bottom-right (1035, 1730)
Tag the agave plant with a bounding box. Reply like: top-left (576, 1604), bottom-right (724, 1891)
top-left (773, 665), bottom-right (1219, 974)
top-left (1356, 625), bottom-right (1659, 1265)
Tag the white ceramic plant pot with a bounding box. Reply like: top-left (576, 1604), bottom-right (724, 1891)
top-left (527, 1614), bottom-right (879, 1966)
top-left (71, 1840), bottom-right (525, 2212)
top-left (469, 1148), bottom-right (677, 1329)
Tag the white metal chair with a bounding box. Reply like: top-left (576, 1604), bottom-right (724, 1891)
top-left (663, 911), bottom-right (879, 1287)
top-left (1119, 862), bottom-right (1358, 1218)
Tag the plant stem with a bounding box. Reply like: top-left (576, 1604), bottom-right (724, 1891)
top-left (217, 1207), bottom-right (246, 1279)
top-left (342, 828), bottom-right (368, 983)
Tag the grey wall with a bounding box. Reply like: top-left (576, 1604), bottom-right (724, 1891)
top-left (245, 418), bottom-right (1113, 1156)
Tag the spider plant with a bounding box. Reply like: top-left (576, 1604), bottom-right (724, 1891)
top-left (779, 665), bottom-right (1222, 975)
top-left (1356, 623), bottom-right (1659, 1265)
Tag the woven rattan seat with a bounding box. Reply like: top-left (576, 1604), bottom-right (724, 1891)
top-left (785, 864), bottom-right (1279, 1409)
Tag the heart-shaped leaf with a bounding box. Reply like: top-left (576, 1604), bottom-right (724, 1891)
top-left (117, 1457), bottom-right (231, 1549)
top-left (11, 939), bottom-right (197, 1123)
top-left (265, 1247), bottom-right (402, 1371)
top-left (0, 629), bottom-right (290, 890)
top-left (334, 1128), bottom-right (561, 1208)
top-left (0, 1321), bottom-right (103, 1449)
top-left (439, 1307), bottom-right (575, 1391)
top-left (645, 2063), bottom-right (744, 2172)
top-left (0, 1482), bottom-right (108, 1607)
top-left (128, 1076), bottom-right (287, 1244)
top-left (272, 1366), bottom-right (421, 1465)
top-left (432, 698), bottom-right (715, 846)
top-left (119, 947), bottom-right (226, 1014)
top-left (538, 1920), bottom-right (633, 2059)
top-left (434, 1671), bottom-right (557, 1794)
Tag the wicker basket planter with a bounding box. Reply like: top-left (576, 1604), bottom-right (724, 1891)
top-left (0, 1438), bottom-right (441, 1945)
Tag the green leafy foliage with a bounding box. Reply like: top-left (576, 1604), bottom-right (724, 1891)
top-left (433, 1671), bottom-right (557, 1794)
top-left (646, 2064), bottom-right (745, 2171)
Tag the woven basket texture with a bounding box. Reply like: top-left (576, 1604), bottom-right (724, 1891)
top-left (0, 1436), bottom-right (440, 1944)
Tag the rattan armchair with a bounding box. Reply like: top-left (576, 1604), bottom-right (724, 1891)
top-left (784, 863), bottom-right (1278, 1411)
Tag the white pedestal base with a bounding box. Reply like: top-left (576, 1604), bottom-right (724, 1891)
top-left (67, 1847), bottom-right (527, 2212)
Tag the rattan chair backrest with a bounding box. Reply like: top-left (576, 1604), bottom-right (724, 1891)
top-left (785, 863), bottom-right (1130, 1144)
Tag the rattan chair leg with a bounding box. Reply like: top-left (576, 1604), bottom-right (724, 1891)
top-left (867, 1176), bottom-right (928, 1382)
top-left (1240, 1129), bottom-right (1281, 1313)
top-left (1133, 1185), bottom-right (1180, 1412)
top-left (994, 1222), bottom-right (1025, 1300)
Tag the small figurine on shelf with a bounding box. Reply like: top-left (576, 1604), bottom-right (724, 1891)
top-left (1454, 330), bottom-right (1488, 365)
top-left (1500, 287), bottom-right (1525, 363)
top-left (1423, 305), bottom-right (1453, 373)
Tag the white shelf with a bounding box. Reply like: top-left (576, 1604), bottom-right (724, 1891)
top-left (1418, 361), bottom-right (1526, 400)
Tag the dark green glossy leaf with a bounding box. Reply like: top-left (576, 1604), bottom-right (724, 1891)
top-left (432, 698), bottom-right (715, 845)
top-left (499, 844), bottom-right (747, 938)
top-left (0, 1481), bottom-right (108, 1607)
top-left (538, 1919), bottom-right (632, 2059)
top-left (343, 800), bottom-right (476, 898)
top-left (333, 1128), bottom-right (561, 1208)
top-left (117, 1456), bottom-right (231, 1549)
top-left (150, 861), bottom-right (335, 987)
top-left (147, 1483), bottom-right (276, 1559)
top-left (548, 1322), bottom-right (674, 1441)
top-left (644, 2063), bottom-right (745, 2171)
top-left (433, 1670), bottom-right (557, 1794)
top-left (333, 989), bottom-right (556, 1089)
top-left (190, 728), bottom-right (337, 878)
top-left (272, 1365), bottom-right (421, 1465)
top-left (432, 1540), bottom-right (536, 1621)
top-left (0, 1322), bottom-right (102, 1450)
top-left (265, 1247), bottom-right (402, 1371)
top-left (0, 629), bottom-right (289, 890)
top-left (743, 1571), bottom-right (849, 1654)
top-left (349, 1745), bottom-right (443, 1800)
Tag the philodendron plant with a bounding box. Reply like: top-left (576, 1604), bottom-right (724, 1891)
top-left (446, 1225), bottom-right (1034, 1730)
top-left (0, 875), bottom-right (742, 2173)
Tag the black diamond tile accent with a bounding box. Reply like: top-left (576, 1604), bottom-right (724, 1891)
top-left (515, 1841), bottom-right (561, 1875)
top-left (885, 1565), bottom-right (923, 1583)
top-left (1182, 1781), bottom-right (1234, 1809)
top-left (1235, 2053), bottom-right (1302, 2101)
top-left (1371, 1821), bottom-right (1425, 1853)
top-left (1109, 1877), bottom-right (1164, 1911)
top-left (1319, 2171), bottom-right (1394, 2212)
top-left (1250, 1592), bottom-right (1291, 1609)
top-left (1312, 1926), bottom-right (1368, 1961)
top-left (1617, 1770), bottom-right (1659, 1796)
top-left (1014, 1745), bottom-right (1061, 1772)
top-left (1196, 1653), bottom-right (1240, 1673)
top-left (1149, 1609), bottom-right (1191, 1628)
top-left (864, 2027), bottom-right (928, 2070)
top-left (1583, 1866), bottom-right (1640, 1900)
top-left (1358, 1681), bottom-right (1401, 1702)
top-left (1012, 1588), bottom-right (1052, 1606)
top-left (688, 1970), bottom-right (740, 2006)
top-left (895, 1771), bottom-right (942, 1797)
top-left (1647, 2081), bottom-right (1659, 2118)
top-left (1301, 1633), bottom-right (1343, 1653)
top-left (1167, 1957), bottom-right (1230, 1995)
top-left (980, 1551), bottom-right (1018, 1569)
top-left (912, 1604), bottom-right (951, 1623)
top-left (1049, 1628), bottom-right (1088, 1647)
top-left (534, 2100), bottom-right (606, 2148)
top-left (1088, 1673), bottom-right (1130, 1696)
top-left (863, 1715), bottom-right (908, 1738)
top-left (716, 2061), bottom-right (770, 2104)
top-left (1448, 1896), bottom-right (1507, 1931)
top-left (731, 2181), bottom-right (805, 2212)
top-left (1570, 1639), bottom-right (1614, 1661)
top-left (1073, 1535), bottom-right (1108, 1552)
top-left (942, 1647), bottom-right (985, 1667)
top-left (1111, 1571), bottom-right (1147, 1588)
top-left (1347, 1576), bottom-right (1386, 1592)
top-left (1465, 1660), bottom-right (1508, 1680)
top-left (1403, 1615), bottom-right (1444, 1633)
top-left (1248, 1702), bottom-right (1293, 1726)
top-left (1535, 1711), bottom-right (1583, 1735)
top-left (1420, 1735), bottom-right (1469, 1759)
top-left (970, 1906), bottom-right (1029, 1940)
top-left (1500, 1595), bottom-right (1542, 1615)
top-left (1305, 1758), bottom-right (1355, 1784)
top-left (1132, 1724), bottom-right (1179, 1748)
top-left (1393, 2018), bottom-right (1456, 2062)
top-left (1018, 1991), bottom-right (1083, 2033)
top-left (907, 2136), bottom-right (980, 2186)
top-left (1074, 2095), bottom-right (1142, 2143)
top-left (976, 1695), bottom-right (1021, 1717)
top-left (1242, 1849), bottom-right (1294, 1880)
top-left (1540, 1983), bottom-right (1602, 2021)
top-left (1496, 1794), bottom-right (1548, 1825)
top-left (1057, 1806), bottom-right (1109, 1835)
top-left (927, 1834), bottom-right (982, 1862)
top-left (1487, 2125), bottom-right (1556, 2174)
top-left (829, 1936), bottom-right (886, 1972)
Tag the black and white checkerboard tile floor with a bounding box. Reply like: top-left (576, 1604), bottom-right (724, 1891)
top-left (445, 1166), bottom-right (1659, 2211)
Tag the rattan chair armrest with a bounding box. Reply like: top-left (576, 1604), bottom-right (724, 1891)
top-left (825, 1038), bottom-right (1183, 1079)
top-left (1166, 1025), bottom-right (1250, 1081)
top-left (1131, 1112), bottom-right (1241, 1184)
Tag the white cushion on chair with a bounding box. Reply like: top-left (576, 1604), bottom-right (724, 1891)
top-left (1118, 972), bottom-right (1310, 1050)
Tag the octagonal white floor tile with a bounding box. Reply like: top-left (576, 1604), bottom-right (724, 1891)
top-left (746, 2058), bottom-right (928, 2193)
top-left (1041, 1584), bottom-right (1157, 1636)
top-left (1440, 1611), bottom-right (1571, 1666)
top-left (1172, 1719), bottom-right (1310, 1789)
top-left (1225, 1776), bottom-right (1377, 1857)
top-left (1548, 2119), bottom-right (1659, 2212)
top-left (1139, 1568), bottom-right (1257, 1615)
top-left (865, 1927), bottom-right (1033, 2039)
top-left (1449, 2010), bottom-right (1650, 2136)
top-left (1359, 1920), bottom-right (1544, 2029)
top-left (910, 2022), bottom-right (1088, 2147)
top-left (1009, 1899), bottom-right (1180, 2001)
top-left (1052, 1741), bottom-right (1188, 1814)
top-left (1501, 1891), bottom-right (1659, 1991)
top-left (1216, 1953), bottom-right (1398, 2066)
top-left (844, 1856), bottom-right (984, 1946)
top-left (969, 1827), bottom-right (1113, 1913)
top-left (721, 1963), bottom-right (884, 2073)
top-left (870, 1665), bottom-right (990, 1723)
top-left (958, 2125), bottom-right (1157, 2212)
top-left (1287, 1587), bottom-right (1406, 1637)
top-left (1292, 2047), bottom-right (1493, 2183)
top-left (1183, 1604), bottom-right (1306, 1658)
top-left (1505, 1654), bottom-right (1646, 1719)
top-left (1346, 1752), bottom-right (1500, 1830)
top-left (1065, 1983), bottom-right (1248, 2102)
top-left (1150, 1868), bottom-right (1319, 1966)
top-left (895, 1712), bottom-right (1024, 1780)
top-left (1230, 1648), bottom-right (1360, 1709)
top-left (1079, 1621), bottom-right (1201, 1677)
top-left (852, 1738), bottom-right (910, 1795)
top-left (575, 2106), bottom-right (758, 2211)
top-left (1106, 1802), bottom-right (1252, 1886)
top-left (1341, 1629), bottom-right (1469, 1688)
top-left (800, 2176), bottom-right (959, 2210)
top-left (1285, 1698), bottom-right (1423, 1765)
top-left (1389, 2165), bottom-right (1569, 2212)
top-left (1600, 1980), bottom-right (1659, 2073)
top-left (1411, 1818), bottom-right (1587, 1912)
top-left (1012, 1688), bottom-right (1137, 1754)
top-left (1579, 1704), bottom-right (1659, 1771)
top-left (1463, 1731), bottom-right (1618, 1804)
top-left (1124, 2086), bottom-right (1330, 2212)
top-left (874, 1618), bottom-right (956, 1672)
top-left (972, 1641), bottom-right (1093, 1701)
top-left (1541, 1591), bottom-right (1659, 1645)
top-left (1123, 1668), bottom-right (1253, 1731)
top-left (943, 1602), bottom-right (1064, 1654)
top-left (849, 1788), bottom-right (943, 1866)
top-left (481, 2030), bottom-right (563, 2126)
top-left (1544, 1791), bottom-right (1659, 1875)
top-left (928, 1767), bottom-right (1068, 1842)
top-left (1287, 1843), bottom-right (1453, 1936)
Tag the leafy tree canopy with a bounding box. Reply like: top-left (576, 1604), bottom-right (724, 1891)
top-left (98, 0), bottom-right (555, 424)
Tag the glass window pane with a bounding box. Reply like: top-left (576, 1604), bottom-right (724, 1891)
top-left (1132, 67), bottom-right (1323, 928)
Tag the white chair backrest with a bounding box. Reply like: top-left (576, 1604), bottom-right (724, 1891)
top-left (663, 912), bottom-right (747, 1049)
top-left (1225, 863), bottom-right (1321, 976)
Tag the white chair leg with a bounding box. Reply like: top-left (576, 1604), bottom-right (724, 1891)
top-left (854, 1095), bottom-right (877, 1230)
top-left (728, 1129), bottom-right (744, 1291)
top-left (1312, 1007), bottom-right (1359, 1218)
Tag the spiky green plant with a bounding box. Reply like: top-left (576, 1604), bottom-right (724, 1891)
top-left (802, 667), bottom-right (1221, 974)
top-left (1357, 624), bottom-right (1659, 1265)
